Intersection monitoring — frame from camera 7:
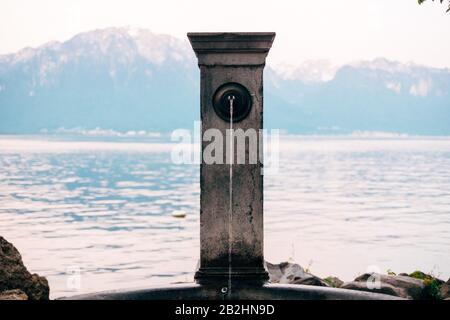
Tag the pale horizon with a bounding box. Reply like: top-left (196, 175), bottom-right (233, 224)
top-left (1, 0), bottom-right (450, 69)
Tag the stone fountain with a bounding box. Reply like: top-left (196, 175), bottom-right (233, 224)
top-left (65, 33), bottom-right (399, 300)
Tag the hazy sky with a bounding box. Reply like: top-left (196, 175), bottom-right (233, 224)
top-left (1, 0), bottom-right (450, 68)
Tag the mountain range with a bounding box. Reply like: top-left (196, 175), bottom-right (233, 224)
top-left (0, 27), bottom-right (449, 135)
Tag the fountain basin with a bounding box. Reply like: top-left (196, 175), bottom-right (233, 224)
top-left (61, 283), bottom-right (403, 300)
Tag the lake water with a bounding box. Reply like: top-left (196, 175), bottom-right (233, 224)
top-left (0, 135), bottom-right (449, 298)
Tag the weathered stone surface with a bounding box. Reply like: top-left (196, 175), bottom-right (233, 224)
top-left (404, 270), bottom-right (446, 299)
top-left (265, 261), bottom-right (283, 283)
top-left (292, 275), bottom-right (330, 287)
top-left (408, 270), bottom-right (445, 285)
top-left (266, 264), bottom-right (448, 299)
top-left (341, 281), bottom-right (404, 298)
top-left (323, 276), bottom-right (344, 288)
top-left (265, 261), bottom-right (329, 287)
top-left (342, 273), bottom-right (425, 299)
top-left (440, 282), bottom-right (450, 300)
top-left (0, 289), bottom-right (28, 300)
top-left (265, 261), bottom-right (307, 284)
top-left (0, 236), bottom-right (49, 300)
top-left (408, 270), bottom-right (429, 280)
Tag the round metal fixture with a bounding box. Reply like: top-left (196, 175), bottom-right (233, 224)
top-left (212, 82), bottom-right (252, 122)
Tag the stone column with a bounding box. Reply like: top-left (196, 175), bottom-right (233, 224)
top-left (188, 33), bottom-right (275, 284)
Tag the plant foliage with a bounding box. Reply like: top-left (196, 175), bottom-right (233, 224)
top-left (418, 0), bottom-right (450, 12)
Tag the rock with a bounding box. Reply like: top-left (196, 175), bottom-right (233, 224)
top-left (265, 261), bottom-right (308, 284)
top-left (341, 281), bottom-right (404, 297)
top-left (0, 289), bottom-right (28, 300)
top-left (323, 276), bottom-right (344, 288)
top-left (265, 262), bottom-right (448, 299)
top-left (342, 273), bottom-right (425, 299)
top-left (407, 270), bottom-right (446, 299)
top-left (265, 261), bottom-right (284, 283)
top-left (408, 270), bottom-right (428, 280)
top-left (265, 261), bottom-right (329, 287)
top-left (423, 279), bottom-right (443, 300)
top-left (0, 236), bottom-right (49, 300)
top-left (408, 270), bottom-right (445, 285)
top-left (29, 274), bottom-right (50, 300)
top-left (439, 283), bottom-right (450, 300)
top-left (292, 275), bottom-right (330, 287)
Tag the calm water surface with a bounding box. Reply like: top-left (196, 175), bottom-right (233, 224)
top-left (0, 135), bottom-right (449, 298)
